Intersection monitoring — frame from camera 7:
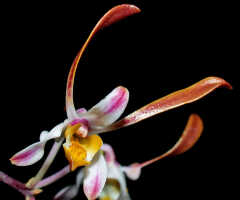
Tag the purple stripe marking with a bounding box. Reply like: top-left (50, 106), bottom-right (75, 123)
top-left (105, 88), bottom-right (127, 114)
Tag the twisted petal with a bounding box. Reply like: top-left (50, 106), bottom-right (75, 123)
top-left (10, 123), bottom-right (64, 166)
top-left (83, 151), bottom-right (108, 200)
top-left (139, 114), bottom-right (204, 168)
top-left (99, 77), bottom-right (232, 133)
top-left (86, 86), bottom-right (129, 131)
top-left (65, 4), bottom-right (140, 120)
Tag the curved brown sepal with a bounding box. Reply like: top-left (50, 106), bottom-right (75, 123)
top-left (103, 77), bottom-right (231, 132)
top-left (140, 114), bottom-right (204, 167)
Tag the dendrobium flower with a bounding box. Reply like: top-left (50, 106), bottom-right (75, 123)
top-left (0, 3), bottom-right (232, 200)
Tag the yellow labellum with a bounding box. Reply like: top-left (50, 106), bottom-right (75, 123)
top-left (63, 123), bottom-right (103, 171)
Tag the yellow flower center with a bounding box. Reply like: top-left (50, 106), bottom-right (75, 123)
top-left (63, 123), bottom-right (103, 171)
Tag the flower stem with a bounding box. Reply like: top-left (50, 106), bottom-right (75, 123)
top-left (26, 138), bottom-right (64, 188)
top-left (0, 171), bottom-right (34, 198)
top-left (35, 165), bottom-right (70, 188)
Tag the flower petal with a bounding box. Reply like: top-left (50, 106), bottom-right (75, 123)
top-left (83, 151), bottom-right (108, 200)
top-left (10, 141), bottom-right (45, 166)
top-left (86, 86), bottom-right (129, 131)
top-left (99, 77), bottom-right (232, 133)
top-left (139, 114), bottom-right (204, 168)
top-left (65, 4), bottom-right (140, 120)
top-left (10, 123), bottom-right (65, 166)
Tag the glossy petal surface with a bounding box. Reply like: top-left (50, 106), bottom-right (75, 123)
top-left (100, 77), bottom-right (231, 133)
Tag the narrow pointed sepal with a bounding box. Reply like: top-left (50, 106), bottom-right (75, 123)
top-left (65, 4), bottom-right (140, 121)
top-left (100, 77), bottom-right (231, 133)
top-left (140, 114), bottom-right (204, 167)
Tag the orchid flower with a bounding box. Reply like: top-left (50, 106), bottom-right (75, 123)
top-left (0, 3), bottom-right (232, 200)
top-left (10, 4), bottom-right (139, 171)
top-left (53, 113), bottom-right (204, 200)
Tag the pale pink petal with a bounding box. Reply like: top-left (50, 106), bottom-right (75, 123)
top-left (83, 151), bottom-right (107, 200)
top-left (10, 142), bottom-right (45, 166)
top-left (122, 163), bottom-right (141, 181)
top-left (85, 86), bottom-right (129, 131)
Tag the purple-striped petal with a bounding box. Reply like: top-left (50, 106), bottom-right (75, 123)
top-left (10, 123), bottom-right (64, 166)
top-left (10, 141), bottom-right (45, 166)
top-left (83, 151), bottom-right (107, 200)
top-left (86, 86), bottom-right (129, 131)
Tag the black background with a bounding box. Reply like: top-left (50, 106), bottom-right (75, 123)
top-left (0, 1), bottom-right (238, 199)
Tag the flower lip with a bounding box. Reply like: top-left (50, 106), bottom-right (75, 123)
top-left (63, 123), bottom-right (103, 171)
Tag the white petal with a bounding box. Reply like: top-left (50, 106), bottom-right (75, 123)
top-left (85, 86), bottom-right (129, 131)
top-left (11, 123), bottom-right (65, 166)
top-left (10, 141), bottom-right (45, 166)
top-left (83, 151), bottom-right (108, 200)
top-left (40, 123), bottom-right (64, 142)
